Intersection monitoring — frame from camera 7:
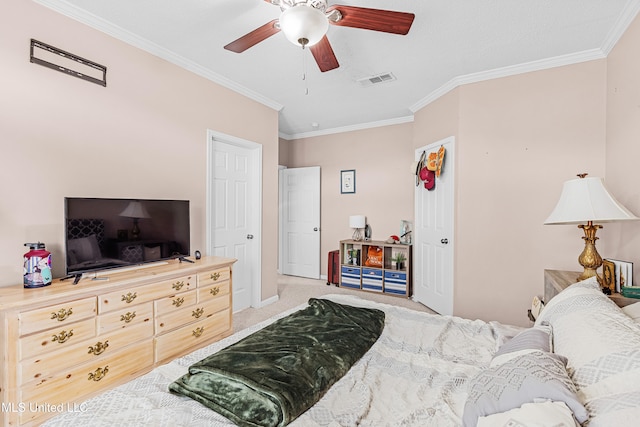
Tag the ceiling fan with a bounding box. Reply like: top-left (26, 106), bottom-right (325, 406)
top-left (224, 0), bottom-right (415, 72)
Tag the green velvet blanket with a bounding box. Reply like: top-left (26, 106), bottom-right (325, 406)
top-left (169, 298), bottom-right (385, 427)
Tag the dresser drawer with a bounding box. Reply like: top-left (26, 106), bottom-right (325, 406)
top-left (198, 266), bottom-right (230, 288)
top-left (20, 321), bottom-right (153, 385)
top-left (18, 297), bottom-right (97, 336)
top-left (155, 302), bottom-right (213, 335)
top-left (155, 308), bottom-right (231, 363)
top-left (97, 301), bottom-right (154, 334)
top-left (155, 288), bottom-right (197, 316)
top-left (19, 317), bottom-right (96, 360)
top-left (98, 274), bottom-right (195, 313)
top-left (19, 339), bottom-right (154, 425)
top-left (198, 282), bottom-right (230, 307)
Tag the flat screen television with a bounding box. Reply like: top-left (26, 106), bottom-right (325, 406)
top-left (64, 197), bottom-right (190, 279)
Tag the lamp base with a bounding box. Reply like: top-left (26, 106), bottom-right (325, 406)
top-left (352, 228), bottom-right (363, 241)
top-left (576, 221), bottom-right (603, 285)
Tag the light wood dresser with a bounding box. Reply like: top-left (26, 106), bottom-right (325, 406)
top-left (0, 256), bottom-right (236, 426)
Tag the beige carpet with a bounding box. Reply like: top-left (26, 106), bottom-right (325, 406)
top-left (232, 274), bottom-right (436, 332)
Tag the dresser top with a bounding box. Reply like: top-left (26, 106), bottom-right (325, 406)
top-left (0, 256), bottom-right (236, 311)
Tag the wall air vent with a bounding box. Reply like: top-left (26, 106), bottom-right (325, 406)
top-left (357, 72), bottom-right (396, 87)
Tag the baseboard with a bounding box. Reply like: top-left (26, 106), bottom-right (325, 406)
top-left (258, 294), bottom-right (279, 308)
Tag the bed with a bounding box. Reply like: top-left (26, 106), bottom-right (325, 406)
top-left (42, 277), bottom-right (640, 427)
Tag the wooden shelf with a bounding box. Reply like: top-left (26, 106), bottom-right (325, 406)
top-left (339, 239), bottom-right (412, 297)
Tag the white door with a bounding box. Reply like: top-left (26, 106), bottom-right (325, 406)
top-left (279, 166), bottom-right (321, 279)
top-left (207, 131), bottom-right (262, 312)
top-left (414, 137), bottom-right (455, 315)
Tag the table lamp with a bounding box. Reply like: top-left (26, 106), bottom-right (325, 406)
top-left (544, 173), bottom-right (638, 283)
top-left (349, 215), bottom-right (366, 241)
top-left (119, 200), bottom-right (151, 240)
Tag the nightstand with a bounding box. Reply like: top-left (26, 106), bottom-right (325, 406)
top-left (544, 269), bottom-right (638, 307)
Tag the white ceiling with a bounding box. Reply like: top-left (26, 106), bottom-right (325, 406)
top-left (35, 0), bottom-right (640, 139)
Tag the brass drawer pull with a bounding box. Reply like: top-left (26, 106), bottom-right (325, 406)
top-left (120, 311), bottom-right (136, 323)
top-left (192, 327), bottom-right (204, 338)
top-left (121, 292), bottom-right (137, 304)
top-left (172, 281), bottom-right (185, 291)
top-left (88, 340), bottom-right (109, 356)
top-left (210, 287), bottom-right (220, 296)
top-left (52, 329), bottom-right (74, 344)
top-left (210, 272), bottom-right (221, 281)
top-left (51, 307), bottom-right (73, 322)
top-left (172, 297), bottom-right (185, 307)
top-left (192, 307), bottom-right (204, 319)
top-left (88, 366), bottom-right (109, 382)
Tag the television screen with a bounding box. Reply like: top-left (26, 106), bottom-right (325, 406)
top-left (64, 197), bottom-right (190, 276)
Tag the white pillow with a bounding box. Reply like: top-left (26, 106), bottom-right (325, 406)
top-left (622, 301), bottom-right (640, 321)
top-left (477, 400), bottom-right (579, 427)
top-left (534, 277), bottom-right (640, 426)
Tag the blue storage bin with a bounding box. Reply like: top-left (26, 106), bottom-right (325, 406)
top-left (362, 268), bottom-right (383, 292)
top-left (341, 266), bottom-right (361, 289)
top-left (384, 270), bottom-right (407, 295)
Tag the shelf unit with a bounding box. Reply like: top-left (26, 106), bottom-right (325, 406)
top-left (339, 239), bottom-right (412, 297)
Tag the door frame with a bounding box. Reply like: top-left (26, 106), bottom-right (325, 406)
top-left (206, 129), bottom-right (262, 309)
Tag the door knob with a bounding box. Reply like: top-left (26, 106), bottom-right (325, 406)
top-left (247, 234), bottom-right (254, 240)
top-left (313, 227), bottom-right (318, 231)
top-left (441, 238), bottom-right (449, 244)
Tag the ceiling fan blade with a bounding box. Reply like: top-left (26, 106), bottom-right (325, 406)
top-left (328, 6), bottom-right (415, 35)
top-left (309, 36), bottom-right (339, 72)
top-left (224, 19), bottom-right (280, 53)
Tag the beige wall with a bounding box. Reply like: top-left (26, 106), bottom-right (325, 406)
top-left (283, 123), bottom-right (414, 275)
top-left (0, 0), bottom-right (280, 301)
top-left (604, 13), bottom-right (640, 272)
top-left (5, 1), bottom-right (640, 326)
top-left (453, 60), bottom-right (607, 325)
top-left (286, 60), bottom-right (609, 326)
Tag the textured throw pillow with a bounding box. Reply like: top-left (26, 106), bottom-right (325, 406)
top-left (463, 350), bottom-right (588, 427)
top-left (622, 302), bottom-right (640, 322)
top-left (491, 325), bottom-right (554, 367)
top-left (534, 277), bottom-right (640, 426)
top-left (477, 400), bottom-right (579, 427)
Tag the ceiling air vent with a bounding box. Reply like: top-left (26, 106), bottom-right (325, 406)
top-left (357, 72), bottom-right (396, 87)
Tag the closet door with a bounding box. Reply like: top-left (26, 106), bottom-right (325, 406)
top-left (414, 137), bottom-right (455, 315)
top-left (280, 166), bottom-right (321, 279)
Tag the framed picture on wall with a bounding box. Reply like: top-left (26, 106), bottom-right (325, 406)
top-left (341, 169), bottom-right (356, 194)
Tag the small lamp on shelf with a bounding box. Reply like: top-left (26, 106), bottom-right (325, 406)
top-left (349, 215), bottom-right (366, 241)
top-left (544, 173), bottom-right (638, 284)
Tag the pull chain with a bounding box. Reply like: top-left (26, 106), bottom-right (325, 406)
top-left (302, 46), bottom-right (309, 95)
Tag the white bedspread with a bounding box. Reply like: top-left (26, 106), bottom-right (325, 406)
top-left (43, 294), bottom-right (520, 427)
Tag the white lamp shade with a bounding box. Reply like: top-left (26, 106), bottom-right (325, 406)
top-left (349, 215), bottom-right (366, 228)
top-left (279, 5), bottom-right (329, 47)
top-left (119, 201), bottom-right (151, 219)
top-left (544, 176), bottom-right (637, 224)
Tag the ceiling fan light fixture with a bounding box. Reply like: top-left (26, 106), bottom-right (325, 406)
top-left (279, 5), bottom-right (329, 47)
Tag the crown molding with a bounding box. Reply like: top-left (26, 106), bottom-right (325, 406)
top-left (32, 0), bottom-right (283, 112)
top-left (33, 0), bottom-right (640, 137)
top-left (279, 115), bottom-right (414, 140)
top-left (410, 48), bottom-right (606, 113)
top-left (601, 0), bottom-right (640, 54)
